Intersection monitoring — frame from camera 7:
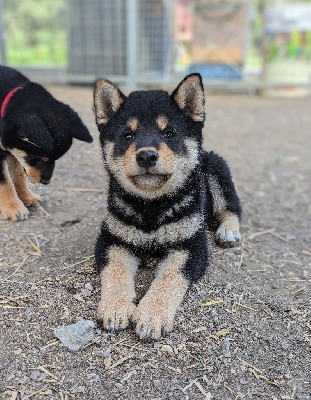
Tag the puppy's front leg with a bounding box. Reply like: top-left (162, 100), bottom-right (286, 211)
top-left (205, 152), bottom-right (241, 246)
top-left (96, 246), bottom-right (139, 332)
top-left (0, 153), bottom-right (29, 221)
top-left (132, 250), bottom-right (190, 340)
top-left (7, 156), bottom-right (41, 208)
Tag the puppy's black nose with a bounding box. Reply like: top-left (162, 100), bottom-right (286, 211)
top-left (40, 179), bottom-right (51, 185)
top-left (136, 150), bottom-right (158, 168)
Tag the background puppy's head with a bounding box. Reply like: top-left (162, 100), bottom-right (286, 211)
top-left (0, 83), bottom-right (93, 184)
top-left (94, 74), bottom-right (205, 199)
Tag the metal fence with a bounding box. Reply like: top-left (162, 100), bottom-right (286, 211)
top-left (1, 0), bottom-right (311, 94)
top-left (67, 0), bottom-right (250, 87)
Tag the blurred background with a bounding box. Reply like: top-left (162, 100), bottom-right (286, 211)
top-left (1, 0), bottom-right (311, 96)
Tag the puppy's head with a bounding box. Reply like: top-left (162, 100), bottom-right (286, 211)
top-left (94, 74), bottom-right (205, 199)
top-left (0, 84), bottom-right (93, 184)
top-left (0, 114), bottom-right (56, 184)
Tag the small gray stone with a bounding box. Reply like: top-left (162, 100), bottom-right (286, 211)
top-left (54, 320), bottom-right (95, 351)
top-left (30, 370), bottom-right (41, 381)
top-left (115, 383), bottom-right (123, 390)
top-left (159, 344), bottom-right (174, 354)
top-left (153, 379), bottom-right (161, 387)
top-left (102, 347), bottom-right (112, 358)
top-left (222, 337), bottom-right (232, 358)
top-left (210, 309), bottom-right (217, 317)
top-left (87, 372), bottom-right (100, 381)
top-left (6, 374), bottom-right (15, 381)
top-left (72, 386), bottom-right (86, 394)
top-left (85, 282), bottom-right (93, 291)
top-left (285, 234), bottom-right (296, 241)
top-left (80, 288), bottom-right (92, 297)
top-left (281, 340), bottom-right (290, 351)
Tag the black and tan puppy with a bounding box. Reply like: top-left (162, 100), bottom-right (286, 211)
top-left (94, 74), bottom-right (241, 340)
top-left (0, 65), bottom-right (93, 221)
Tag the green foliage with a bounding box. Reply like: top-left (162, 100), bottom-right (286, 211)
top-left (3, 0), bottom-right (68, 66)
top-left (267, 31), bottom-right (311, 62)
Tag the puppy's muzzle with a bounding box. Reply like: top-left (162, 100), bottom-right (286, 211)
top-left (136, 150), bottom-right (158, 169)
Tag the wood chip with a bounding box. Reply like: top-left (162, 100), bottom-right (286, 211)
top-left (201, 299), bottom-right (223, 307)
top-left (246, 229), bottom-right (275, 241)
top-left (107, 354), bottom-right (135, 370)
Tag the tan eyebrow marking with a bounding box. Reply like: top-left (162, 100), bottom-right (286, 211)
top-left (127, 117), bottom-right (139, 132)
top-left (156, 115), bottom-right (168, 131)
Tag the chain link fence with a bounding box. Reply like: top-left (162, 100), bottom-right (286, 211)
top-left (1, 0), bottom-right (311, 94)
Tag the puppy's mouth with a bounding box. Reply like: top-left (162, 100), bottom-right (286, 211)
top-left (130, 173), bottom-right (171, 191)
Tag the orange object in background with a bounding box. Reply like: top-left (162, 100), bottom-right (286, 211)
top-left (175, 0), bottom-right (194, 43)
top-left (190, 1), bottom-right (248, 65)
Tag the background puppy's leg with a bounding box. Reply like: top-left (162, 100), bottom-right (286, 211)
top-left (96, 245), bottom-right (139, 332)
top-left (132, 250), bottom-right (190, 340)
top-left (204, 151), bottom-right (242, 247)
top-left (0, 153), bottom-right (29, 221)
top-left (7, 156), bottom-right (41, 208)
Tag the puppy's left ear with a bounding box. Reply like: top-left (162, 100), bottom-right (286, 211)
top-left (68, 110), bottom-right (93, 143)
top-left (94, 79), bottom-right (126, 126)
top-left (19, 114), bottom-right (54, 151)
top-left (171, 73), bottom-right (205, 122)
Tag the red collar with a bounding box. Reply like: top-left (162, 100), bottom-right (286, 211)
top-left (1, 86), bottom-right (24, 118)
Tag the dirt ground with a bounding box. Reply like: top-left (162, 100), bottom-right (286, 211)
top-left (0, 86), bottom-right (310, 400)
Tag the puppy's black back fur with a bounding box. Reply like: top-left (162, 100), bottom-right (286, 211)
top-left (0, 66), bottom-right (29, 105)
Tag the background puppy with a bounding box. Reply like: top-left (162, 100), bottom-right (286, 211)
top-left (94, 73), bottom-right (241, 340)
top-left (0, 65), bottom-right (93, 221)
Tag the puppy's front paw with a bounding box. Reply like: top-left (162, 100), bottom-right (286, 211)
top-left (131, 301), bottom-right (174, 341)
top-left (96, 298), bottom-right (136, 332)
top-left (0, 200), bottom-right (29, 221)
top-left (216, 226), bottom-right (241, 247)
top-left (20, 191), bottom-right (41, 208)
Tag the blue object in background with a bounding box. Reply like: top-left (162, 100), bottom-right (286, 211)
top-left (188, 63), bottom-right (243, 80)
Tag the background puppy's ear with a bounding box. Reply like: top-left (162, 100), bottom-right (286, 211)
top-left (94, 79), bottom-right (126, 126)
top-left (67, 110), bottom-right (93, 143)
top-left (171, 73), bottom-right (205, 122)
top-left (19, 114), bottom-right (53, 151)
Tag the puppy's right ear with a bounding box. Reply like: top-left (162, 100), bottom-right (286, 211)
top-left (94, 79), bottom-right (126, 126)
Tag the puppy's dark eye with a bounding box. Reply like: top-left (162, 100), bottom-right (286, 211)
top-left (124, 132), bottom-right (134, 141)
top-left (163, 130), bottom-right (175, 140)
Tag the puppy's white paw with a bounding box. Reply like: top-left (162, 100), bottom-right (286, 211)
top-left (216, 226), bottom-right (241, 247)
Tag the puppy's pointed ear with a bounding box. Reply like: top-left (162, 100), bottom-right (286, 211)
top-left (19, 114), bottom-right (53, 151)
top-left (67, 110), bottom-right (93, 143)
top-left (171, 73), bottom-right (205, 122)
top-left (94, 79), bottom-right (126, 126)
top-left (72, 121), bottom-right (93, 142)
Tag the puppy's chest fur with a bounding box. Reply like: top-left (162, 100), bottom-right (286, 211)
top-left (105, 172), bottom-right (206, 251)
